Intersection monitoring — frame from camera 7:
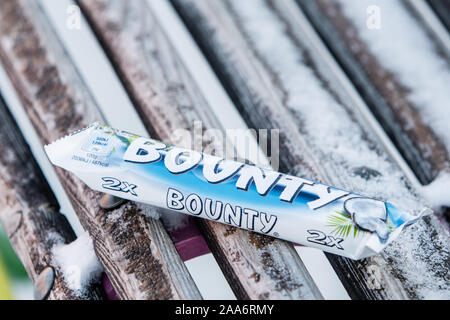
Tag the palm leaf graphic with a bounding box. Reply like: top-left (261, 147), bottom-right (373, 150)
top-left (326, 211), bottom-right (366, 238)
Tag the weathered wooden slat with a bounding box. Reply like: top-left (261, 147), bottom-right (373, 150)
top-left (78, 0), bottom-right (322, 299)
top-left (172, 0), bottom-right (450, 299)
top-left (0, 0), bottom-right (201, 300)
top-left (298, 0), bottom-right (450, 187)
top-left (0, 94), bottom-right (104, 299)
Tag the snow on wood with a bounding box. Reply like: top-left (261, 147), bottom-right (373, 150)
top-left (53, 232), bottom-right (103, 296)
top-left (230, 0), bottom-right (422, 212)
top-left (335, 0), bottom-right (450, 172)
top-left (173, 0), bottom-right (450, 299)
top-left (0, 0), bottom-right (200, 300)
top-left (300, 0), bottom-right (450, 189)
top-left (422, 172), bottom-right (450, 208)
top-left (332, 0), bottom-right (450, 213)
top-left (78, 0), bottom-right (323, 299)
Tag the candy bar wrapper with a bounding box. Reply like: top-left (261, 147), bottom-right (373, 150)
top-left (45, 123), bottom-right (426, 260)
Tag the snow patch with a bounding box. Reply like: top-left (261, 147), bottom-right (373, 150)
top-left (53, 232), bottom-right (103, 296)
top-left (421, 172), bottom-right (450, 208)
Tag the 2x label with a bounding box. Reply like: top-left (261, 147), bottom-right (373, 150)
top-left (102, 177), bottom-right (137, 196)
top-left (307, 229), bottom-right (344, 250)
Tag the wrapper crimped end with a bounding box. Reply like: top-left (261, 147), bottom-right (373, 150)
top-left (44, 122), bottom-right (101, 170)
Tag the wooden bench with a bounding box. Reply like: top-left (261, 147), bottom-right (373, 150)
top-left (0, 0), bottom-right (448, 300)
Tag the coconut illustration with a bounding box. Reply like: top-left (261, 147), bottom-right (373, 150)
top-left (344, 197), bottom-right (390, 241)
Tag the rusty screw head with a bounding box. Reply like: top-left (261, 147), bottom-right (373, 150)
top-left (99, 194), bottom-right (127, 210)
top-left (33, 266), bottom-right (55, 300)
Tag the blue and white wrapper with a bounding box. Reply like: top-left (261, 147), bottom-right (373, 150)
top-left (45, 123), bottom-right (427, 260)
